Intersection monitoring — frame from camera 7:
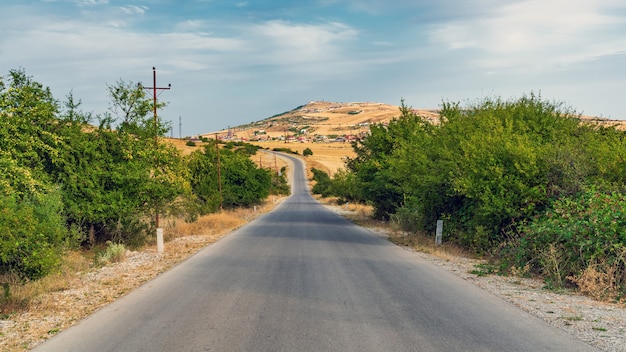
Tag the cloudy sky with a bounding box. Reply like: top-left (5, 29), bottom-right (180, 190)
top-left (2, 0), bottom-right (625, 136)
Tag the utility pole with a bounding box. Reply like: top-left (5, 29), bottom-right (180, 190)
top-left (141, 67), bottom-right (171, 231)
top-left (215, 133), bottom-right (223, 211)
top-left (179, 115), bottom-right (182, 139)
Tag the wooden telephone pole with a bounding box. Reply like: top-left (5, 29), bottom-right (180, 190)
top-left (215, 133), bottom-right (223, 211)
top-left (142, 67), bottom-right (171, 229)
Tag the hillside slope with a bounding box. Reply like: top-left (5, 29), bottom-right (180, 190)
top-left (205, 101), bottom-right (439, 141)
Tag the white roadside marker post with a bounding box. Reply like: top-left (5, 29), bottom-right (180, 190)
top-left (157, 228), bottom-right (164, 253)
top-left (435, 220), bottom-right (443, 246)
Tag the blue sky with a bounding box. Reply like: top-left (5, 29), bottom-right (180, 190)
top-left (2, 0), bottom-right (625, 136)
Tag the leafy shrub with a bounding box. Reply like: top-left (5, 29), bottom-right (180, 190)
top-left (188, 144), bottom-right (272, 213)
top-left (348, 95), bottom-right (626, 253)
top-left (329, 168), bottom-right (364, 204)
top-left (95, 242), bottom-right (127, 266)
top-left (502, 187), bottom-right (626, 295)
top-left (272, 147), bottom-right (299, 155)
top-left (303, 148), bottom-right (313, 156)
top-left (0, 190), bottom-right (72, 281)
top-left (271, 168), bottom-right (290, 196)
top-left (311, 168), bottom-right (333, 197)
top-left (186, 140), bottom-right (197, 146)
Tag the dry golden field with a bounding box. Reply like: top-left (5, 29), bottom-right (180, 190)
top-left (251, 140), bottom-right (355, 176)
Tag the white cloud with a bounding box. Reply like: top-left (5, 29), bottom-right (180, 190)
top-left (75, 0), bottom-right (109, 6)
top-left (428, 0), bottom-right (626, 69)
top-left (120, 5), bottom-right (149, 16)
top-left (248, 20), bottom-right (358, 64)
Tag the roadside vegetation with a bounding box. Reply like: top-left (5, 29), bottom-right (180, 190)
top-left (313, 95), bottom-right (626, 302)
top-left (0, 69), bottom-right (289, 312)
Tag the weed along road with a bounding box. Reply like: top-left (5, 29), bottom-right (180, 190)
top-left (34, 154), bottom-right (599, 352)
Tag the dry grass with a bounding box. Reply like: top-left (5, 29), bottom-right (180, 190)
top-left (570, 266), bottom-right (622, 301)
top-left (251, 140), bottom-right (354, 176)
top-left (386, 230), bottom-right (470, 261)
top-left (568, 251), bottom-right (626, 302)
top-left (163, 203), bottom-right (276, 241)
top-left (250, 149), bottom-right (290, 172)
top-left (163, 137), bottom-right (208, 155)
top-left (0, 251), bottom-right (92, 315)
top-left (208, 101), bottom-right (442, 140)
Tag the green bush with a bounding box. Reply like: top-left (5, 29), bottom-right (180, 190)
top-left (346, 94), bottom-right (626, 258)
top-left (303, 148), bottom-right (313, 156)
top-left (188, 143), bottom-right (272, 213)
top-left (502, 187), bottom-right (626, 294)
top-left (311, 168), bottom-right (333, 197)
top-left (329, 168), bottom-right (364, 203)
top-left (95, 242), bottom-right (127, 266)
top-left (272, 147), bottom-right (299, 155)
top-left (0, 191), bottom-right (73, 280)
top-left (271, 168), bottom-right (290, 196)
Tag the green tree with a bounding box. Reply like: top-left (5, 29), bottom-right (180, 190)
top-left (188, 142), bottom-right (272, 213)
top-left (0, 69), bottom-right (60, 196)
top-left (0, 70), bottom-right (77, 280)
top-left (329, 168), bottom-right (363, 203)
top-left (311, 168), bottom-right (333, 197)
top-left (347, 101), bottom-right (427, 219)
top-left (50, 81), bottom-right (188, 246)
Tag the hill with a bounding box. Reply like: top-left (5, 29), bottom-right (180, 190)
top-left (204, 101), bottom-right (439, 142)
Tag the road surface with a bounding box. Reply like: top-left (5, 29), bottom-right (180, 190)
top-left (34, 153), bottom-right (599, 351)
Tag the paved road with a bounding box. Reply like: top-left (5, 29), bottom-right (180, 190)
top-left (34, 153), bottom-right (599, 351)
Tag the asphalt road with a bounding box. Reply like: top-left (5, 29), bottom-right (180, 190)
top-left (33, 153), bottom-right (599, 352)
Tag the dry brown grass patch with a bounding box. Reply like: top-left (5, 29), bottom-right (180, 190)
top-left (164, 203), bottom-right (276, 240)
top-left (251, 141), bottom-right (354, 176)
top-left (387, 230), bottom-right (469, 261)
top-left (0, 251), bottom-right (91, 315)
top-left (568, 260), bottom-right (626, 302)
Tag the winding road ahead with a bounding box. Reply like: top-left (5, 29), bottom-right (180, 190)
top-left (34, 153), bottom-right (599, 351)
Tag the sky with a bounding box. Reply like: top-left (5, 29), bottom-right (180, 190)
top-left (2, 0), bottom-right (625, 136)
